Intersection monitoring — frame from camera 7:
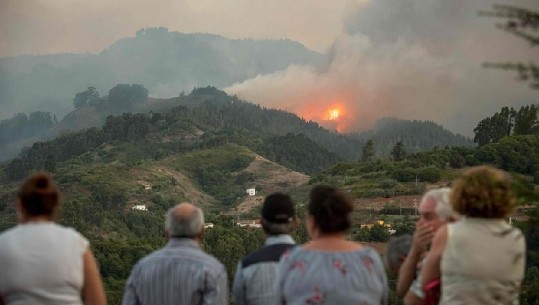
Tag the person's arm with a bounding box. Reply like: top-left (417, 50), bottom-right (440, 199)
top-left (121, 267), bottom-right (139, 305)
top-left (203, 268), bottom-right (229, 305)
top-left (232, 261), bottom-right (246, 305)
top-left (82, 249), bottom-right (107, 305)
top-left (274, 251), bottom-right (292, 305)
top-left (372, 251), bottom-right (390, 305)
top-left (216, 272), bottom-right (229, 305)
top-left (397, 247), bottom-right (422, 297)
top-left (403, 291), bottom-right (424, 305)
top-left (396, 222), bottom-right (433, 297)
top-left (421, 225), bottom-right (447, 288)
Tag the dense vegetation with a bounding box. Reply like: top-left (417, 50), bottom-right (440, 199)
top-left (0, 111), bottom-right (56, 147)
top-left (3, 87), bottom-right (475, 177)
top-left (351, 118), bottom-right (473, 158)
top-left (473, 105), bottom-right (539, 146)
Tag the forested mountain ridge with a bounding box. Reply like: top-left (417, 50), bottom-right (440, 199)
top-left (1, 85), bottom-right (473, 163)
top-left (0, 27), bottom-right (325, 120)
top-left (350, 117), bottom-right (474, 158)
top-left (1, 87), bottom-right (348, 175)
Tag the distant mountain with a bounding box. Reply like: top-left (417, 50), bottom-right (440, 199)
top-left (0, 27), bottom-right (325, 120)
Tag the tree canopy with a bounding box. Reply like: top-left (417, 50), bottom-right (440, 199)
top-left (73, 86), bottom-right (99, 108)
top-left (361, 139), bottom-right (375, 162)
top-left (482, 5), bottom-right (539, 89)
top-left (474, 104), bottom-right (539, 146)
top-left (390, 141), bottom-right (407, 161)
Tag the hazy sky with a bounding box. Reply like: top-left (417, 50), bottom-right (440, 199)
top-left (0, 0), bottom-right (360, 57)
top-left (1, 0), bottom-right (538, 136)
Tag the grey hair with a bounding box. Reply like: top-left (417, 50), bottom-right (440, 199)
top-left (261, 218), bottom-right (295, 235)
top-left (422, 187), bottom-right (459, 221)
top-left (384, 234), bottom-right (413, 272)
top-left (165, 205), bottom-right (205, 237)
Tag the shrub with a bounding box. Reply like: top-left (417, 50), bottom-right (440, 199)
top-left (392, 168), bottom-right (417, 182)
top-left (418, 167), bottom-right (442, 183)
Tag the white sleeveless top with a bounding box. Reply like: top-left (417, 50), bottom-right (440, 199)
top-left (440, 218), bottom-right (526, 305)
top-left (0, 222), bottom-right (89, 305)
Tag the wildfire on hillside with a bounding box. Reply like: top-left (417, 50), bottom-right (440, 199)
top-left (297, 102), bottom-right (352, 133)
top-left (324, 108), bottom-right (341, 121)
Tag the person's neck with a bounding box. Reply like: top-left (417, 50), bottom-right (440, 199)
top-left (267, 233), bottom-right (289, 238)
top-left (170, 235), bottom-right (201, 245)
top-left (19, 215), bottom-right (52, 224)
top-left (311, 232), bottom-right (346, 241)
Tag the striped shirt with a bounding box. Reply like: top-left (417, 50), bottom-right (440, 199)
top-left (122, 238), bottom-right (228, 305)
top-left (232, 235), bottom-right (296, 305)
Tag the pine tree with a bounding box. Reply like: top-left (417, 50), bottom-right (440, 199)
top-left (390, 141), bottom-right (407, 161)
top-left (361, 139), bottom-right (375, 162)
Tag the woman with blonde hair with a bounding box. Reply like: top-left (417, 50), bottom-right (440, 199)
top-left (422, 166), bottom-right (526, 304)
top-left (0, 172), bottom-right (107, 305)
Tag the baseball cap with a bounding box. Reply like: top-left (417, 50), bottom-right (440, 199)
top-left (261, 192), bottom-right (295, 223)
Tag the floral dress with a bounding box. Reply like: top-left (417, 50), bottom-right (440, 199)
top-left (275, 246), bottom-right (388, 305)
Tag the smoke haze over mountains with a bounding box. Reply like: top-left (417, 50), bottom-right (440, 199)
top-left (1, 0), bottom-right (538, 136)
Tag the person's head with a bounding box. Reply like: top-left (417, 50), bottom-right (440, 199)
top-left (384, 234), bottom-right (413, 274)
top-left (260, 192), bottom-right (297, 236)
top-left (451, 166), bottom-right (515, 219)
top-left (165, 203), bottom-right (205, 241)
top-left (17, 172), bottom-right (61, 222)
top-left (307, 185), bottom-right (353, 238)
top-left (417, 187), bottom-right (457, 231)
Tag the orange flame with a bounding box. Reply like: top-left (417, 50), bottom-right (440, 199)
top-left (325, 108), bottom-right (340, 120)
top-left (294, 100), bottom-right (352, 133)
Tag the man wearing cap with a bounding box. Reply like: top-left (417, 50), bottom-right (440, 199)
top-left (232, 192), bottom-right (299, 305)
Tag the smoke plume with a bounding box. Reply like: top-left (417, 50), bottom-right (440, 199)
top-left (225, 0), bottom-right (539, 136)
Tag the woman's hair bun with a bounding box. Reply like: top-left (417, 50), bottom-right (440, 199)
top-left (18, 172), bottom-right (60, 217)
top-left (34, 174), bottom-right (50, 189)
top-left (308, 185), bottom-right (353, 234)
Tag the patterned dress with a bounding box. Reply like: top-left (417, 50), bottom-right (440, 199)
top-left (275, 246), bottom-right (388, 305)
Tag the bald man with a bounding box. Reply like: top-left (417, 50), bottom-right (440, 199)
top-left (122, 203), bottom-right (228, 305)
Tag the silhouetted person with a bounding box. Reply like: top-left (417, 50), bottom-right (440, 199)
top-left (0, 172), bottom-right (106, 305)
top-left (122, 203), bottom-right (228, 305)
top-left (233, 193), bottom-right (298, 305)
top-left (385, 234), bottom-right (413, 275)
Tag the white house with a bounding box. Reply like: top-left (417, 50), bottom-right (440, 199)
top-left (132, 205), bottom-right (148, 211)
top-left (246, 188), bottom-right (256, 196)
top-left (236, 220), bottom-right (261, 228)
top-left (204, 223), bottom-right (215, 229)
top-left (143, 184), bottom-right (152, 190)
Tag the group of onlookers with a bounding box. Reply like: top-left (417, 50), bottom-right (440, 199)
top-left (0, 165), bottom-right (527, 305)
top-left (391, 166), bottom-right (526, 305)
